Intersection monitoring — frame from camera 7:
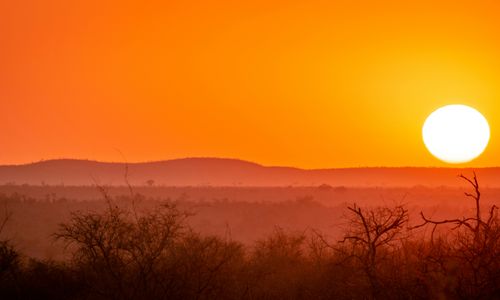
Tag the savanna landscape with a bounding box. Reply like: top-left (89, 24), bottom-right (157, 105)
top-left (2, 0), bottom-right (500, 299)
top-left (0, 160), bottom-right (499, 299)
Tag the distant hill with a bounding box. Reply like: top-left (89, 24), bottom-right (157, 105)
top-left (0, 158), bottom-right (498, 187)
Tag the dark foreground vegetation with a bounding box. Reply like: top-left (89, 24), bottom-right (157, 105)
top-left (0, 174), bottom-right (499, 299)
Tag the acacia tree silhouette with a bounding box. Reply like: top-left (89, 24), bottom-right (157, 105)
top-left (413, 172), bottom-right (500, 299)
top-left (54, 177), bottom-right (192, 300)
top-left (339, 204), bottom-right (409, 299)
top-left (413, 172), bottom-right (498, 240)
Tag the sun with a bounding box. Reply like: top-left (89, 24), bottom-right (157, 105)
top-left (422, 104), bottom-right (490, 164)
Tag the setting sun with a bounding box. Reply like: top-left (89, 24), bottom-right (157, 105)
top-left (422, 104), bottom-right (490, 164)
top-left (3, 1), bottom-right (500, 298)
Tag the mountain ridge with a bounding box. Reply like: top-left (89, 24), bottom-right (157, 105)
top-left (0, 158), bottom-right (497, 187)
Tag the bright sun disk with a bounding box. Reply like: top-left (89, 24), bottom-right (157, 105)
top-left (422, 104), bottom-right (490, 164)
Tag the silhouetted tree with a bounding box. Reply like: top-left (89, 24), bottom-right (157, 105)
top-left (414, 172), bottom-right (500, 299)
top-left (339, 204), bottom-right (409, 299)
top-left (55, 197), bottom-right (191, 299)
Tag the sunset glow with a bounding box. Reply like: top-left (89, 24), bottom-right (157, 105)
top-left (3, 2), bottom-right (500, 299)
top-left (1, 1), bottom-right (500, 168)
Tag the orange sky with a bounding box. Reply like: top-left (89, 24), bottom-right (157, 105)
top-left (1, 0), bottom-right (500, 168)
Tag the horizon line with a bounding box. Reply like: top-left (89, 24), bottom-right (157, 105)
top-left (0, 157), bottom-right (497, 170)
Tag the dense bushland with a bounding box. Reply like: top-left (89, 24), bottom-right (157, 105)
top-left (0, 174), bottom-right (499, 299)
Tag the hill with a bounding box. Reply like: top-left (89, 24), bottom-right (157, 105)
top-left (0, 158), bottom-right (497, 187)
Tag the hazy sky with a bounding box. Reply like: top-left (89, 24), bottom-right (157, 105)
top-left (1, 0), bottom-right (500, 168)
